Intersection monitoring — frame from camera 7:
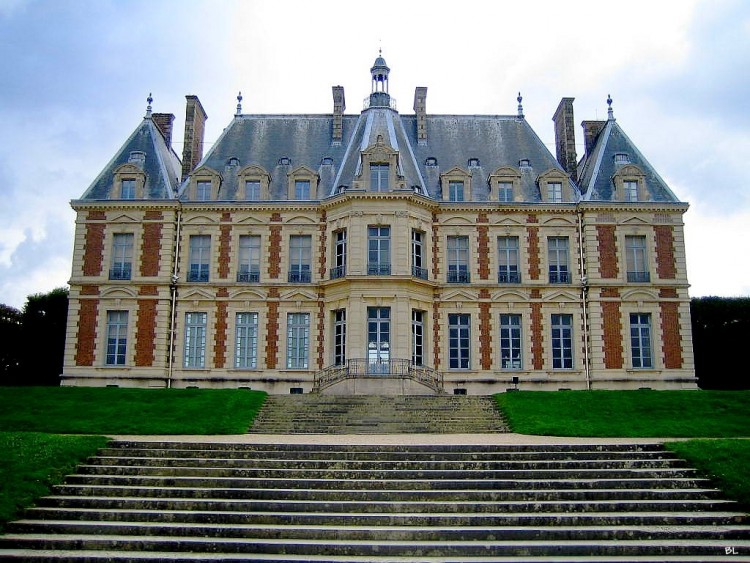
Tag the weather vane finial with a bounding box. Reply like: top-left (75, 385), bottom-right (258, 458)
top-left (607, 94), bottom-right (615, 120)
top-left (236, 91), bottom-right (243, 116)
top-left (517, 92), bottom-right (524, 118)
top-left (146, 92), bottom-right (153, 117)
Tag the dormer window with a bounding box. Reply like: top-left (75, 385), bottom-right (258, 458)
top-left (278, 157), bottom-right (291, 166)
top-left (468, 158), bottom-right (480, 168)
top-left (547, 182), bottom-right (562, 203)
top-left (370, 163), bottom-right (390, 192)
top-left (612, 164), bottom-right (647, 203)
top-left (489, 166), bottom-right (521, 203)
top-left (538, 169), bottom-right (571, 203)
top-left (245, 180), bottom-right (261, 200)
top-left (196, 181), bottom-right (212, 201)
top-left (440, 167), bottom-right (472, 202)
top-left (287, 166), bottom-right (319, 200)
top-left (121, 179), bottom-right (136, 199)
top-left (425, 157), bottom-right (438, 167)
top-left (237, 165), bottom-right (271, 201)
top-left (614, 153), bottom-right (630, 164)
top-left (498, 181), bottom-right (513, 202)
top-left (448, 181), bottom-right (464, 202)
top-left (227, 157), bottom-right (240, 167)
top-left (519, 159), bottom-right (531, 168)
top-left (128, 151), bottom-right (146, 168)
top-left (295, 180), bottom-right (311, 199)
top-left (321, 157), bottom-right (333, 166)
top-left (624, 180), bottom-right (639, 202)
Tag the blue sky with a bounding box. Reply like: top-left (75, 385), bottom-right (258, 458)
top-left (1, 0), bottom-right (749, 308)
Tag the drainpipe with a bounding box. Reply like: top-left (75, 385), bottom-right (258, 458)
top-left (167, 202), bottom-right (183, 389)
top-left (576, 206), bottom-right (592, 390)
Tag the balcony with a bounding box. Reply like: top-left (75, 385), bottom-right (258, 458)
top-left (412, 266), bottom-right (428, 280)
top-left (549, 270), bottom-right (570, 284)
top-left (447, 269), bottom-right (470, 283)
top-left (498, 270), bottom-right (521, 284)
top-left (288, 270), bottom-right (311, 283)
top-left (187, 266), bottom-right (209, 283)
top-left (367, 264), bottom-right (391, 276)
top-left (109, 265), bottom-right (132, 280)
top-left (330, 265), bottom-right (346, 280)
top-left (237, 270), bottom-right (260, 283)
top-left (627, 271), bottom-right (651, 283)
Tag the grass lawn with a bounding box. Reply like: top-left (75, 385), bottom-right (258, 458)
top-left (0, 387), bottom-right (267, 435)
top-left (666, 439), bottom-right (750, 509)
top-left (0, 432), bottom-right (110, 531)
top-left (495, 389), bottom-right (750, 437)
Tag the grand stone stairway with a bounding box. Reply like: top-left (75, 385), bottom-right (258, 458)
top-left (1, 440), bottom-right (749, 561)
top-left (249, 394), bottom-right (509, 434)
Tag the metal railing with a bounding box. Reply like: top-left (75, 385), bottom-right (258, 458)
top-left (367, 264), bottom-right (391, 276)
top-left (498, 270), bottom-right (521, 284)
top-left (109, 266), bottom-right (132, 280)
top-left (313, 358), bottom-right (444, 393)
top-left (627, 271), bottom-right (651, 283)
top-left (549, 270), bottom-right (570, 284)
top-left (412, 266), bottom-right (428, 280)
top-left (447, 270), bottom-right (470, 283)
top-left (237, 270), bottom-right (260, 283)
top-left (330, 265), bottom-right (346, 280)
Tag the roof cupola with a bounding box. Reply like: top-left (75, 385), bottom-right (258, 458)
top-left (369, 50), bottom-right (391, 108)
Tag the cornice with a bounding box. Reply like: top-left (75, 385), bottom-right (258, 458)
top-left (70, 199), bottom-right (178, 212)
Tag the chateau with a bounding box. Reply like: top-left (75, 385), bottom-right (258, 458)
top-left (61, 55), bottom-right (696, 394)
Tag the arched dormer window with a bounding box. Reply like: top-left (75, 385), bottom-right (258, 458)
top-left (287, 165), bottom-right (319, 200)
top-left (354, 135), bottom-right (403, 192)
top-left (189, 167), bottom-right (221, 201)
top-left (488, 166), bottom-right (522, 203)
top-left (112, 163), bottom-right (146, 200)
top-left (612, 164), bottom-right (647, 202)
top-left (537, 169), bottom-right (572, 203)
top-left (440, 167), bottom-right (472, 202)
top-left (237, 165), bottom-right (271, 201)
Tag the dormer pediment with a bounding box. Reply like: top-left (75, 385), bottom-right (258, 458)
top-left (362, 134), bottom-right (398, 159)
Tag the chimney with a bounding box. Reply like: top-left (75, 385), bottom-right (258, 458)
top-left (582, 120), bottom-right (607, 158)
top-left (332, 86), bottom-right (345, 145)
top-left (552, 98), bottom-right (577, 181)
top-left (152, 113), bottom-right (175, 148)
top-left (181, 95), bottom-right (208, 179)
top-left (413, 87), bottom-right (428, 145)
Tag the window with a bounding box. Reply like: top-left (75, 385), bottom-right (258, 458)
top-left (499, 314), bottom-right (522, 369)
top-left (196, 181), bottom-right (212, 201)
top-left (551, 314), bottom-right (573, 369)
top-left (294, 180), bottom-right (311, 200)
top-left (370, 163), bottom-right (389, 191)
top-left (235, 312), bottom-right (258, 369)
top-left (288, 235), bottom-right (312, 283)
top-left (412, 310), bottom-right (425, 366)
top-left (237, 235), bottom-right (260, 282)
top-left (412, 230), bottom-right (427, 279)
top-left (287, 313), bottom-right (310, 369)
top-left (110, 233), bottom-right (133, 280)
top-left (448, 313), bottom-right (471, 369)
top-left (548, 237), bottom-right (570, 283)
top-left (448, 181), bottom-right (464, 202)
top-left (498, 181), bottom-right (513, 203)
top-left (498, 236), bottom-right (520, 283)
top-left (368, 226), bottom-right (391, 275)
top-left (105, 311), bottom-right (128, 366)
top-left (188, 235), bottom-right (210, 282)
top-left (245, 180), bottom-right (261, 200)
top-left (184, 312), bottom-right (207, 368)
top-left (331, 229), bottom-right (346, 279)
top-left (547, 182), bottom-right (563, 203)
top-left (333, 309), bottom-right (346, 366)
top-left (630, 313), bottom-right (653, 369)
top-left (468, 158), bottom-right (480, 168)
top-left (447, 236), bottom-right (470, 283)
top-left (121, 179), bottom-right (136, 199)
top-left (615, 153), bottom-right (630, 164)
top-left (626, 235), bottom-right (650, 282)
top-left (624, 180), bottom-right (639, 202)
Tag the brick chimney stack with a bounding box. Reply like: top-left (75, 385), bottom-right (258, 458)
top-left (552, 98), bottom-right (577, 181)
top-left (181, 95), bottom-right (207, 179)
top-left (414, 87), bottom-right (428, 145)
top-left (582, 120), bottom-right (607, 158)
top-left (332, 86), bottom-right (345, 145)
top-left (152, 113), bottom-right (175, 148)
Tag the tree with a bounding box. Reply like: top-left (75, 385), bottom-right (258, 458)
top-left (0, 304), bottom-right (23, 384)
top-left (691, 297), bottom-right (750, 390)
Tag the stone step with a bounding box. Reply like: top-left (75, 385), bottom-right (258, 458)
top-left (2, 534), bottom-right (750, 557)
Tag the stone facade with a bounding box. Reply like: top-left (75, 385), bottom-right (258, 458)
top-left (61, 56), bottom-right (696, 393)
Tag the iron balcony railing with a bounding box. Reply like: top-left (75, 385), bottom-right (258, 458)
top-left (367, 264), bottom-right (391, 276)
top-left (109, 266), bottom-right (132, 280)
top-left (187, 266), bottom-right (209, 282)
top-left (288, 270), bottom-right (311, 283)
top-left (627, 271), bottom-right (651, 283)
top-left (330, 265), bottom-right (346, 280)
top-left (313, 358), bottom-right (444, 394)
top-left (549, 270), bottom-right (570, 284)
top-left (498, 269), bottom-right (521, 284)
top-left (237, 270), bottom-right (260, 283)
top-left (447, 269), bottom-right (470, 283)
top-left (412, 266), bottom-right (428, 280)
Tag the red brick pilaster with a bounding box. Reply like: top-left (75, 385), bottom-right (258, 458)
top-left (432, 301), bottom-right (441, 369)
top-left (431, 213), bottom-right (440, 279)
top-left (317, 297), bottom-right (325, 369)
top-left (654, 226), bottom-right (677, 279)
top-left (75, 299), bottom-right (99, 366)
top-left (135, 299), bottom-right (157, 367)
top-left (530, 301), bottom-right (543, 370)
top-left (268, 226), bottom-right (282, 279)
top-left (318, 212), bottom-right (327, 280)
top-left (218, 224), bottom-right (231, 279)
top-left (83, 221), bottom-right (105, 277)
top-left (214, 301), bottom-right (227, 368)
top-left (266, 290), bottom-right (279, 369)
top-left (601, 301), bottom-right (623, 369)
top-left (479, 301), bottom-right (492, 369)
top-left (477, 225), bottom-right (490, 280)
top-left (527, 226), bottom-right (540, 281)
top-left (140, 222), bottom-right (162, 277)
top-left (660, 301), bottom-right (683, 369)
top-left (597, 225), bottom-right (619, 279)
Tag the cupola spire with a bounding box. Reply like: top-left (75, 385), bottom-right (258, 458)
top-left (369, 51), bottom-right (391, 108)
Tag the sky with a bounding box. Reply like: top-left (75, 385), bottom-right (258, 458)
top-left (1, 0), bottom-right (749, 309)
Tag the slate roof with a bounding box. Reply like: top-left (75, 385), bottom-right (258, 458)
top-left (79, 117), bottom-right (181, 201)
top-left (578, 118), bottom-right (681, 203)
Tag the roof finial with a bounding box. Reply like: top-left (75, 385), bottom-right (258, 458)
top-left (517, 92), bottom-right (524, 118)
top-left (236, 91), bottom-right (243, 116)
top-left (607, 94), bottom-right (615, 121)
top-left (146, 92), bottom-right (153, 117)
